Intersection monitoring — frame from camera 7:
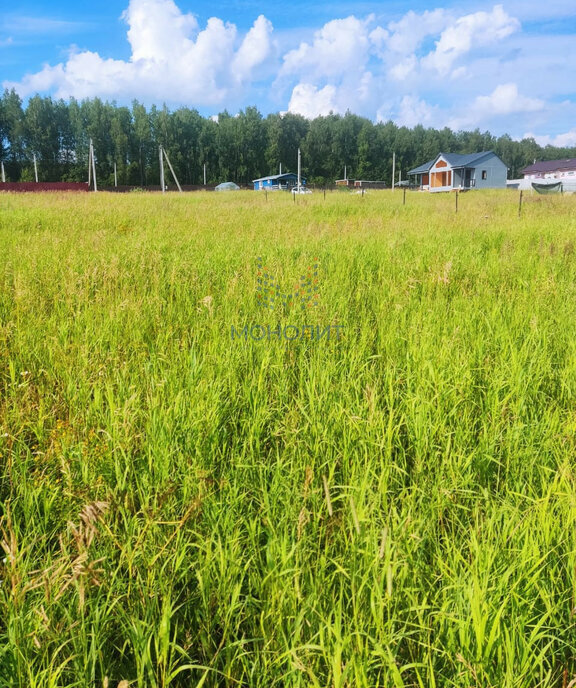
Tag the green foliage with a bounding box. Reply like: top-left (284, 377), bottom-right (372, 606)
top-left (1, 90), bottom-right (575, 185)
top-left (1, 189), bottom-right (576, 685)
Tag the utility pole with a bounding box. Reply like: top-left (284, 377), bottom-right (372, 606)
top-left (1, 161), bottom-right (5, 183)
top-left (279, 162), bottom-right (282, 175)
top-left (297, 148), bottom-right (301, 189)
top-left (162, 147), bottom-right (182, 192)
top-left (203, 163), bottom-right (206, 186)
top-left (33, 153), bottom-right (38, 183)
top-left (92, 141), bottom-right (97, 191)
top-left (89, 139), bottom-right (97, 192)
top-left (114, 162), bottom-right (118, 187)
top-left (344, 164), bottom-right (347, 181)
top-left (159, 145), bottom-right (165, 193)
top-left (392, 152), bottom-right (396, 191)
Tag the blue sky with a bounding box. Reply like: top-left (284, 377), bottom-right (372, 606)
top-left (2, 0), bottom-right (576, 145)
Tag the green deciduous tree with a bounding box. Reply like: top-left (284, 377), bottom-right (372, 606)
top-left (0, 95), bottom-right (573, 186)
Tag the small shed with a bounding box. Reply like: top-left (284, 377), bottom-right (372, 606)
top-left (252, 173), bottom-right (304, 191)
top-left (408, 152), bottom-right (507, 192)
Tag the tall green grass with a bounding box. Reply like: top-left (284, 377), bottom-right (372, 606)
top-left (1, 189), bottom-right (576, 686)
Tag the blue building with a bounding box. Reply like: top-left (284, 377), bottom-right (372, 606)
top-left (252, 173), bottom-right (305, 191)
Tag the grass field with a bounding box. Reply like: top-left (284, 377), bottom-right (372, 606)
top-left (1, 189), bottom-right (576, 687)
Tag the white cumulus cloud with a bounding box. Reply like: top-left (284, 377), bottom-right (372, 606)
top-left (3, 0), bottom-right (274, 105)
top-left (422, 5), bottom-right (520, 75)
top-left (447, 82), bottom-right (544, 130)
top-left (231, 15), bottom-right (274, 84)
top-left (394, 95), bottom-right (441, 128)
top-left (4, 1), bottom-right (573, 141)
top-left (389, 55), bottom-right (418, 82)
top-left (387, 9), bottom-right (448, 54)
top-left (523, 129), bottom-right (576, 147)
top-left (280, 15), bottom-right (374, 81)
top-left (474, 83), bottom-right (544, 115)
top-left (124, 0), bottom-right (198, 61)
top-left (287, 83), bottom-right (339, 118)
top-left (280, 14), bottom-right (387, 119)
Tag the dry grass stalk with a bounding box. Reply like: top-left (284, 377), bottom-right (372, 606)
top-left (322, 475), bottom-right (333, 517)
top-left (378, 526), bottom-right (388, 559)
top-left (302, 465), bottom-right (313, 498)
top-left (350, 497), bottom-right (360, 535)
top-left (297, 507), bottom-right (309, 541)
top-left (1, 509), bottom-right (21, 601)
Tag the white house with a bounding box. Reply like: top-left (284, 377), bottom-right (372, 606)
top-left (521, 159), bottom-right (576, 180)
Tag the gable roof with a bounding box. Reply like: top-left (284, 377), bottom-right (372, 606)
top-left (440, 151), bottom-right (496, 167)
top-left (252, 172), bottom-right (299, 183)
top-left (521, 158), bottom-right (576, 175)
top-left (408, 159), bottom-right (435, 175)
top-left (408, 151), bottom-right (501, 175)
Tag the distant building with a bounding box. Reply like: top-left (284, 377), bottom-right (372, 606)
top-left (521, 159), bottom-right (576, 180)
top-left (408, 151), bottom-right (507, 192)
top-left (252, 173), bottom-right (304, 190)
top-left (335, 179), bottom-right (387, 189)
top-left (353, 180), bottom-right (387, 189)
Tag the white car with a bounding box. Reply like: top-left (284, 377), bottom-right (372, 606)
top-left (291, 186), bottom-right (312, 194)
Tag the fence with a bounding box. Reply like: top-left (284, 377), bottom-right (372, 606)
top-left (0, 182), bottom-right (90, 192)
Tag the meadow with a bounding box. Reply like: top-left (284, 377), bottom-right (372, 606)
top-left (1, 188), bottom-right (576, 687)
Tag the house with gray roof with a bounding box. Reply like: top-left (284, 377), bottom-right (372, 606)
top-left (521, 158), bottom-right (576, 180)
top-left (408, 151), bottom-right (507, 192)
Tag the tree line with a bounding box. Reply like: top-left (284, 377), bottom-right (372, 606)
top-left (0, 88), bottom-right (573, 187)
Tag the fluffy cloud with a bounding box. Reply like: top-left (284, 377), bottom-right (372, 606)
top-left (231, 16), bottom-right (274, 84)
top-left (281, 5), bottom-right (527, 121)
top-left (446, 83), bottom-right (544, 131)
top-left (280, 14), bottom-right (385, 118)
top-left (393, 95), bottom-right (441, 128)
top-left (4, 0), bottom-right (274, 105)
top-left (524, 129), bottom-right (576, 147)
top-left (389, 55), bottom-right (418, 82)
top-left (387, 9), bottom-right (448, 55)
top-left (4, 1), bottom-right (573, 142)
top-left (368, 26), bottom-right (389, 59)
top-left (288, 83), bottom-right (339, 118)
top-left (474, 83), bottom-right (544, 115)
top-left (422, 5), bottom-right (520, 75)
top-left (124, 0), bottom-right (198, 61)
top-left (280, 16), bottom-right (374, 81)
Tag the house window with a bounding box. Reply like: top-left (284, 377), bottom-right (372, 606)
top-left (481, 170), bottom-right (487, 180)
